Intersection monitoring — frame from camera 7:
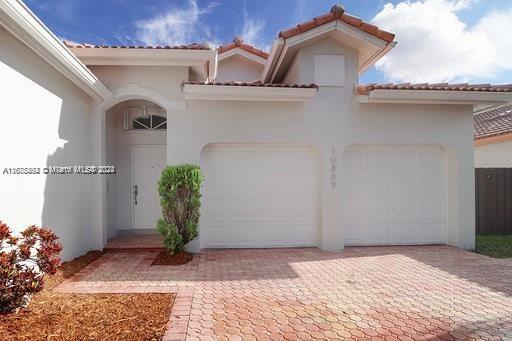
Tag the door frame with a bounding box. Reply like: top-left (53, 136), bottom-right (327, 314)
top-left (131, 144), bottom-right (166, 230)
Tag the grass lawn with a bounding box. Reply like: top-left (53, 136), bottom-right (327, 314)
top-left (475, 235), bottom-right (512, 258)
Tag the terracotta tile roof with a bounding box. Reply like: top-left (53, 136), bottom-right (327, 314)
top-left (474, 104), bottom-right (512, 140)
top-left (356, 83), bottom-right (512, 96)
top-left (63, 40), bottom-right (211, 50)
top-left (278, 5), bottom-right (395, 43)
top-left (217, 37), bottom-right (269, 59)
top-left (184, 80), bottom-right (318, 89)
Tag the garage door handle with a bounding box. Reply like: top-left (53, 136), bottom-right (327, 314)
top-left (134, 185), bottom-right (138, 205)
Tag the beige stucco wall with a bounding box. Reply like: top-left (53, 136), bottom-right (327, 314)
top-left (0, 27), bottom-right (98, 260)
top-left (161, 37), bottom-right (476, 251)
top-left (84, 36), bottom-right (475, 251)
top-left (89, 65), bottom-right (188, 101)
top-left (475, 140), bottom-right (512, 167)
top-left (216, 55), bottom-right (264, 82)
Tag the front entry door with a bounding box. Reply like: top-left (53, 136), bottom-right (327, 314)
top-left (132, 146), bottom-right (166, 229)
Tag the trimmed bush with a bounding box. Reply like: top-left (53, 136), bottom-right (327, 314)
top-left (0, 222), bottom-right (62, 313)
top-left (157, 164), bottom-right (203, 253)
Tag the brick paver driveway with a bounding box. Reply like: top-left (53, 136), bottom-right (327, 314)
top-left (57, 246), bottom-right (512, 340)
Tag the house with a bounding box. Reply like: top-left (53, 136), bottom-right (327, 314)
top-left (474, 104), bottom-right (512, 236)
top-left (2, 0), bottom-right (512, 260)
top-left (474, 104), bottom-right (512, 167)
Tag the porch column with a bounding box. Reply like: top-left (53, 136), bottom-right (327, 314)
top-left (90, 103), bottom-right (107, 249)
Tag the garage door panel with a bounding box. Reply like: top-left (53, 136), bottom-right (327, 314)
top-left (394, 197), bottom-right (419, 220)
top-left (367, 149), bottom-right (391, 169)
top-left (205, 171), bottom-right (230, 197)
top-left (232, 172), bottom-right (261, 196)
top-left (343, 170), bottom-right (367, 194)
top-left (290, 150), bottom-right (316, 171)
top-left (394, 170), bottom-right (417, 195)
top-left (292, 222), bottom-right (318, 244)
top-left (369, 199), bottom-right (392, 220)
top-left (395, 149), bottom-right (418, 169)
top-left (262, 224), bottom-right (288, 245)
top-left (421, 197), bottom-right (445, 220)
top-left (392, 223), bottom-right (419, 244)
top-left (369, 223), bottom-right (392, 244)
top-left (421, 223), bottom-right (446, 244)
top-left (260, 173), bottom-right (286, 194)
top-left (234, 224), bottom-right (263, 246)
top-left (260, 150), bottom-right (287, 170)
top-left (204, 223), bottom-right (231, 247)
top-left (207, 150), bottom-right (231, 170)
top-left (258, 199), bottom-right (286, 219)
top-left (232, 150), bottom-right (261, 170)
top-left (345, 223), bottom-right (365, 244)
top-left (344, 145), bottom-right (446, 246)
top-left (231, 199), bottom-right (259, 219)
top-left (287, 199), bottom-right (315, 219)
top-left (344, 150), bottom-right (363, 169)
top-left (288, 172), bottom-right (315, 192)
top-left (205, 199), bottom-right (229, 219)
top-left (344, 199), bottom-right (367, 223)
top-left (369, 171), bottom-right (392, 195)
top-left (203, 145), bottom-right (318, 248)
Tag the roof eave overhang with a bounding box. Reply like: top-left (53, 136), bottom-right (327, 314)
top-left (475, 133), bottom-right (512, 146)
top-left (264, 21), bottom-right (394, 83)
top-left (0, 0), bottom-right (112, 102)
top-left (356, 90), bottom-right (512, 105)
top-left (218, 47), bottom-right (267, 65)
top-left (71, 48), bottom-right (219, 81)
top-left (183, 84), bottom-right (317, 102)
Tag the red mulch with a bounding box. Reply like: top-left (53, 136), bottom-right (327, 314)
top-left (0, 251), bottom-right (173, 340)
top-left (151, 251), bottom-right (193, 266)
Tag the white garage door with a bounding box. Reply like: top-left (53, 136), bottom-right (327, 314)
top-left (203, 144), bottom-right (318, 248)
top-left (343, 145), bottom-right (446, 245)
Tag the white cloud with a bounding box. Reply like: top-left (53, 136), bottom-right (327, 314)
top-left (241, 19), bottom-right (268, 49)
top-left (371, 0), bottom-right (512, 83)
top-left (135, 0), bottom-right (218, 46)
top-left (474, 8), bottom-right (512, 70)
top-left (238, 5), bottom-right (269, 51)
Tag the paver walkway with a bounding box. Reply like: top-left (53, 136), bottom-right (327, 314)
top-left (56, 246), bottom-right (512, 340)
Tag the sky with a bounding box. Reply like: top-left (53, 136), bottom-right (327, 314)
top-left (24, 0), bottom-right (512, 85)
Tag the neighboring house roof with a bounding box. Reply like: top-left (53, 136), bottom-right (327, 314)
top-left (474, 104), bottom-right (512, 143)
top-left (278, 5), bottom-right (395, 43)
top-left (184, 80), bottom-right (318, 89)
top-left (217, 37), bottom-right (269, 59)
top-left (357, 83), bottom-right (512, 95)
top-left (63, 41), bottom-right (211, 50)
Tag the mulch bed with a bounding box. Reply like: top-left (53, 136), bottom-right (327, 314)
top-left (0, 251), bottom-right (173, 340)
top-left (151, 251), bottom-right (193, 266)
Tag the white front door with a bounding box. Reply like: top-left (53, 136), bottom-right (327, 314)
top-left (343, 145), bottom-right (446, 245)
top-left (203, 144), bottom-right (318, 248)
top-left (132, 146), bottom-right (166, 229)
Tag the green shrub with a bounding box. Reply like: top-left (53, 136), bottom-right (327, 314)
top-left (157, 164), bottom-right (203, 253)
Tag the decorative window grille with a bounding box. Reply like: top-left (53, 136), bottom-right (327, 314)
top-left (125, 106), bottom-right (166, 131)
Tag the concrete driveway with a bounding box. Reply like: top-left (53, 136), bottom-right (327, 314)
top-left (58, 246), bottom-right (512, 340)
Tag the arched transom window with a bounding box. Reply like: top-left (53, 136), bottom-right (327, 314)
top-left (126, 106), bottom-right (167, 131)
